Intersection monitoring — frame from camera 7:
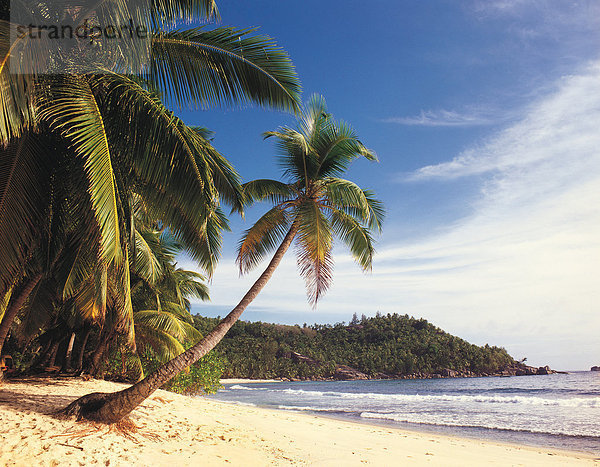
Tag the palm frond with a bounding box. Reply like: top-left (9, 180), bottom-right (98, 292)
top-left (135, 324), bottom-right (185, 362)
top-left (148, 26), bottom-right (301, 112)
top-left (73, 276), bottom-right (105, 322)
top-left (135, 309), bottom-right (199, 342)
top-left (362, 189), bottom-right (385, 233)
top-left (172, 268), bottom-right (210, 302)
top-left (0, 285), bottom-right (13, 322)
top-left (0, 133), bottom-right (51, 294)
top-left (322, 177), bottom-right (370, 219)
top-left (237, 205), bottom-right (291, 274)
top-left (161, 300), bottom-right (193, 322)
top-left (38, 75), bottom-right (123, 264)
top-left (242, 179), bottom-right (294, 206)
top-left (151, 0), bottom-right (220, 27)
top-left (300, 94), bottom-right (330, 139)
top-left (295, 201), bottom-right (333, 306)
top-left (328, 208), bottom-right (375, 271)
top-left (134, 229), bottom-right (163, 286)
top-left (264, 128), bottom-right (316, 183)
top-left (189, 127), bottom-right (244, 212)
top-left (138, 185), bottom-right (225, 274)
top-left (315, 122), bottom-right (377, 178)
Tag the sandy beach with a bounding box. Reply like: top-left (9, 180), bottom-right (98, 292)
top-left (0, 376), bottom-right (596, 466)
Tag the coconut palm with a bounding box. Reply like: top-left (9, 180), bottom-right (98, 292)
top-left (61, 94), bottom-right (384, 424)
top-left (0, 0), bottom-right (301, 354)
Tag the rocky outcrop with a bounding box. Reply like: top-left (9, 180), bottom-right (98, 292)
top-left (333, 365), bottom-right (369, 380)
top-left (388, 362), bottom-right (559, 380)
top-left (536, 365), bottom-right (554, 375)
top-left (591, 366), bottom-right (600, 371)
top-left (278, 350), bottom-right (559, 381)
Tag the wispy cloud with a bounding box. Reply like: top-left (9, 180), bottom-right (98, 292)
top-left (470, 1), bottom-right (600, 60)
top-left (408, 62), bottom-right (600, 181)
top-left (383, 109), bottom-right (495, 127)
top-left (184, 62), bottom-right (600, 371)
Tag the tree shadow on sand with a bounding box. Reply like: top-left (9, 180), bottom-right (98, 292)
top-left (0, 376), bottom-right (162, 442)
top-left (0, 376), bottom-right (81, 415)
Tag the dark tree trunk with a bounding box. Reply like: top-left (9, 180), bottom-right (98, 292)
top-left (62, 224), bottom-right (299, 424)
top-left (75, 325), bottom-right (92, 372)
top-left (0, 274), bottom-right (42, 355)
top-left (47, 339), bottom-right (61, 367)
top-left (36, 338), bottom-right (54, 367)
top-left (90, 330), bottom-right (113, 377)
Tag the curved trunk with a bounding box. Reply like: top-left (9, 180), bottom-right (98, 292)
top-left (0, 274), bottom-right (42, 355)
top-left (63, 223), bottom-right (299, 424)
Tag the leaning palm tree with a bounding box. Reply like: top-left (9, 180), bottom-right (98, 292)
top-left (62, 94), bottom-right (384, 424)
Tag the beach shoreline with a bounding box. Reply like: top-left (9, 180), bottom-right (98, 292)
top-left (1, 376), bottom-right (597, 466)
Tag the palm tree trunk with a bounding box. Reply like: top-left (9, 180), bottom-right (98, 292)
top-left (90, 332), bottom-right (112, 377)
top-left (0, 274), bottom-right (42, 355)
top-left (75, 325), bottom-right (92, 372)
top-left (34, 339), bottom-right (52, 367)
top-left (63, 332), bottom-right (76, 371)
top-left (62, 223), bottom-right (299, 424)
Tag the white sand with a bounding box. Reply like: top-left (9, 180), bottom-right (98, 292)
top-left (0, 376), bottom-right (596, 466)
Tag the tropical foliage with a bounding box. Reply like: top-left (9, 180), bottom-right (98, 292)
top-left (51, 94), bottom-right (384, 424)
top-left (193, 313), bottom-right (516, 380)
top-left (2, 222), bottom-right (224, 392)
top-left (0, 0), bottom-right (301, 359)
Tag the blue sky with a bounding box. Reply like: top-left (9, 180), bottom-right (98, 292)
top-left (178, 1), bottom-right (600, 370)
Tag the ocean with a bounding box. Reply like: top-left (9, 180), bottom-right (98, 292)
top-left (208, 372), bottom-right (600, 454)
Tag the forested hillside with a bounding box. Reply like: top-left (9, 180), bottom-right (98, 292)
top-left (192, 313), bottom-right (517, 380)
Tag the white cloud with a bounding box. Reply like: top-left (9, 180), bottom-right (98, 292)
top-left (186, 62), bottom-right (600, 371)
top-left (383, 109), bottom-right (495, 127)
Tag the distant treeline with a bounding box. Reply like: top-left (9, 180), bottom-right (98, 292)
top-left (192, 313), bottom-right (515, 380)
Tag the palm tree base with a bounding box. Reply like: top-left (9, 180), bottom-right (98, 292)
top-left (60, 392), bottom-right (117, 423)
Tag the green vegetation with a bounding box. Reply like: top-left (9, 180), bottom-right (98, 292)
top-left (193, 313), bottom-right (516, 380)
top-left (1, 224), bottom-right (224, 395)
top-left (0, 0), bottom-right (400, 424)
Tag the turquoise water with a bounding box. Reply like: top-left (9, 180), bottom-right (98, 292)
top-left (209, 372), bottom-right (600, 454)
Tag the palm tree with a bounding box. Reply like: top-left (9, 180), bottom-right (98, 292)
top-left (61, 94), bottom-right (384, 424)
top-left (0, 0), bottom-right (301, 354)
